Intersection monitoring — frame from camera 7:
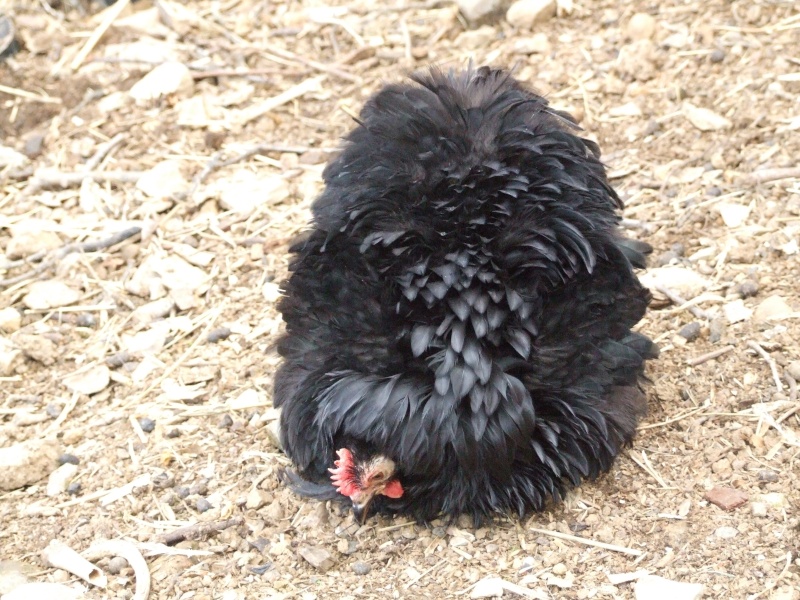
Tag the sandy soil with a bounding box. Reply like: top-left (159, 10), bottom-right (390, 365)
top-left (1, 0), bottom-right (799, 598)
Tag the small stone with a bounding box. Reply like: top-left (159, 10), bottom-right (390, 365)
top-left (709, 48), bottom-right (725, 63)
top-left (704, 486), bottom-right (748, 511)
top-left (786, 361), bottom-right (800, 381)
top-left (552, 563), bottom-right (567, 575)
top-left (449, 536), bottom-right (469, 547)
top-left (754, 296), bottom-right (793, 322)
top-left (634, 575), bottom-right (704, 600)
top-left (263, 500), bottom-right (285, 523)
top-left (138, 417), bottom-right (156, 433)
top-left (176, 486), bottom-right (190, 499)
top-left (709, 318), bottom-right (726, 343)
top-left (46, 462), bottom-right (78, 496)
top-left (506, 0), bottom-right (556, 29)
top-left (457, 0), bottom-right (505, 24)
top-left (757, 469), bottom-right (779, 483)
top-left (336, 538), bottom-right (357, 555)
top-left (655, 251), bottom-right (679, 267)
top-left (351, 561), bottom-right (371, 575)
top-left (0, 438), bottom-right (61, 491)
top-left (130, 61), bottom-right (194, 104)
top-left (0, 307), bottom-right (21, 333)
top-left (512, 33), bottom-right (551, 54)
top-left (432, 526), bottom-right (446, 538)
top-left (714, 526), bottom-right (739, 539)
top-left (15, 334), bottom-right (57, 366)
top-left (759, 492), bottom-right (788, 508)
top-left (678, 322), bottom-right (701, 342)
top-left (67, 482), bottom-right (81, 495)
top-left (683, 102), bottom-right (732, 131)
top-left (737, 280), bottom-right (759, 298)
top-left (23, 133), bottom-right (45, 158)
top-left (196, 498), bottom-right (213, 513)
top-left (166, 428), bottom-right (181, 439)
top-left (454, 25), bottom-right (496, 50)
top-left (136, 160), bottom-right (186, 200)
top-left (76, 313), bottom-right (96, 328)
top-left (63, 364), bottom-right (111, 395)
top-left (626, 13), bottom-right (656, 41)
top-left (751, 502), bottom-right (768, 517)
top-left (207, 327), bottom-right (231, 343)
top-left (58, 454), bottom-right (79, 465)
top-left (246, 488), bottom-right (272, 510)
top-left (22, 281), bottom-right (81, 310)
top-left (218, 414), bottom-right (233, 428)
top-left (471, 577), bottom-right (505, 599)
top-left (5, 230), bottom-right (62, 260)
top-left (723, 299), bottom-right (752, 324)
top-left (297, 545), bottom-right (334, 572)
top-left (106, 556), bottom-right (128, 575)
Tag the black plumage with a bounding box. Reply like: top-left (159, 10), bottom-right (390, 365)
top-left (274, 67), bottom-right (658, 523)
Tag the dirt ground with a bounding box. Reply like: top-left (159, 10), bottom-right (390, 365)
top-left (1, 0), bottom-right (799, 598)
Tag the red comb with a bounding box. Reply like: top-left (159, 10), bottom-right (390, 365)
top-left (329, 448), bottom-right (358, 497)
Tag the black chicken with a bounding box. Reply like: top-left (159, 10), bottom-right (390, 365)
top-left (274, 67), bottom-right (657, 523)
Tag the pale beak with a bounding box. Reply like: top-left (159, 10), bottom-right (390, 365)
top-left (352, 495), bottom-right (376, 524)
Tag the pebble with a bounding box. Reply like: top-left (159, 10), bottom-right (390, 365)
top-left (772, 360), bottom-right (800, 384)
top-left (626, 13), bottom-right (656, 40)
top-left (351, 561), bottom-right (371, 575)
top-left (634, 575), bottom-right (704, 600)
top-left (337, 538), bottom-right (358, 555)
top-left (138, 417), bottom-right (156, 433)
top-left (737, 279), bottom-right (759, 298)
top-left (704, 486), bottom-right (748, 511)
top-left (0, 307), bottom-right (21, 333)
top-left (757, 470), bottom-right (779, 483)
top-left (471, 577), bottom-right (505, 599)
top-left (58, 453), bottom-right (79, 466)
top-left (454, 26), bottom-right (496, 50)
top-left (709, 318), bottom-right (727, 343)
top-left (195, 498), bottom-right (213, 513)
top-left (754, 296), bottom-right (793, 322)
top-left (457, 0), bottom-right (505, 24)
top-left (432, 526), bottom-right (446, 538)
top-left (176, 486), bottom-right (190, 499)
top-left (506, 0), bottom-right (557, 29)
top-left (751, 502), bottom-right (768, 517)
top-left (130, 61), bottom-right (194, 104)
top-left (709, 48), bottom-right (725, 63)
top-left (246, 489), bottom-right (272, 510)
top-left (15, 334), bottom-right (58, 366)
top-left (263, 500), bottom-right (285, 523)
top-left (683, 102), bottom-right (732, 131)
top-left (106, 556), bottom-right (128, 575)
top-left (297, 545), bottom-right (334, 572)
top-left (512, 33), bottom-right (551, 54)
top-left (714, 526), bottom-right (739, 539)
top-left (552, 562), bottom-right (567, 575)
top-left (207, 327), bottom-right (232, 343)
top-left (76, 313), bottom-right (96, 328)
top-left (46, 462), bottom-right (78, 496)
top-left (218, 414), bottom-right (234, 428)
top-left (23, 133), bottom-right (45, 158)
top-left (0, 438), bottom-right (61, 491)
top-left (678, 322), bottom-right (701, 342)
top-left (67, 482), bottom-right (81, 495)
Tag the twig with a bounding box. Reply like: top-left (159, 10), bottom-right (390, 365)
top-left (528, 527), bottom-right (643, 556)
top-left (638, 404), bottom-right (708, 430)
top-left (654, 285), bottom-right (713, 320)
top-left (158, 517), bottom-right (244, 546)
top-left (83, 133), bottom-right (127, 171)
top-left (0, 227), bottom-right (142, 288)
top-left (20, 169), bottom-right (143, 199)
top-left (234, 75), bottom-right (326, 126)
top-left (376, 521), bottom-right (416, 532)
top-left (0, 83), bottom-right (62, 104)
top-left (746, 341), bottom-right (784, 393)
top-left (71, 0), bottom-right (132, 70)
top-left (628, 451), bottom-right (673, 489)
top-left (686, 345), bottom-right (734, 366)
top-left (262, 46), bottom-right (361, 83)
top-left (738, 167), bottom-right (800, 186)
top-left (404, 558), bottom-right (448, 589)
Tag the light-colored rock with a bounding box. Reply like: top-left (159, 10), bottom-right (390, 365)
top-left (215, 171), bottom-right (290, 214)
top-left (0, 308), bottom-right (22, 334)
top-left (627, 12), bottom-right (656, 40)
top-left (129, 61), bottom-right (194, 105)
top-left (15, 334), bottom-right (58, 366)
top-left (63, 364), bottom-right (111, 395)
top-left (471, 577), bottom-right (505, 598)
top-left (506, 0), bottom-right (556, 28)
top-left (751, 502), bottom-right (768, 517)
top-left (634, 575), bottom-right (704, 600)
top-left (6, 230), bottom-right (62, 260)
top-left (754, 296), bottom-right (793, 322)
top-left (22, 281), bottom-right (81, 310)
top-left (638, 267), bottom-right (710, 299)
top-left (714, 526), bottom-right (739, 539)
top-left (512, 33), bottom-right (551, 54)
top-left (263, 499), bottom-right (285, 523)
top-left (0, 438), bottom-right (61, 492)
top-left (136, 160), bottom-right (186, 199)
top-left (759, 492), bottom-right (788, 508)
top-left (245, 488), bottom-right (272, 510)
top-left (454, 25), bottom-right (497, 49)
top-left (0, 338), bottom-right (22, 377)
top-left (723, 299), bottom-right (752, 324)
top-left (457, 0), bottom-right (506, 24)
top-left (297, 545), bottom-right (334, 572)
top-left (46, 463), bottom-right (78, 497)
top-left (683, 102), bottom-right (732, 131)
top-left (787, 360), bottom-right (800, 381)
top-left (717, 203), bottom-right (751, 228)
